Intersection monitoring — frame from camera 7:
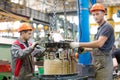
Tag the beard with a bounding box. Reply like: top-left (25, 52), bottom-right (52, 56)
top-left (95, 18), bottom-right (103, 25)
top-left (23, 37), bottom-right (29, 42)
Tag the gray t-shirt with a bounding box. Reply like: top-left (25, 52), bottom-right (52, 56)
top-left (94, 21), bottom-right (115, 52)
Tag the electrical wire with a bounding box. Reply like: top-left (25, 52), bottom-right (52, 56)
top-left (77, 0), bottom-right (82, 41)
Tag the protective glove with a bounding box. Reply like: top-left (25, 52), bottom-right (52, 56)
top-left (70, 42), bottom-right (80, 48)
top-left (31, 41), bottom-right (39, 49)
top-left (78, 47), bottom-right (84, 53)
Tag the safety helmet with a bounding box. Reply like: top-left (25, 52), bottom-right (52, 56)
top-left (18, 23), bottom-right (33, 32)
top-left (90, 3), bottom-right (105, 13)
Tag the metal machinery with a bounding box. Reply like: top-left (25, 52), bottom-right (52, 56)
top-left (32, 41), bottom-right (91, 80)
top-left (0, 0), bottom-right (94, 80)
top-left (31, 30), bottom-right (95, 80)
top-left (31, 0), bottom-right (95, 80)
top-left (41, 42), bottom-right (78, 79)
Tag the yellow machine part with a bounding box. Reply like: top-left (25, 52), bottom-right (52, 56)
top-left (44, 58), bottom-right (77, 75)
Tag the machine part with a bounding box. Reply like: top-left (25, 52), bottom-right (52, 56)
top-left (43, 42), bottom-right (77, 75)
top-left (52, 32), bottom-right (64, 42)
top-left (49, 0), bottom-right (58, 31)
top-left (44, 58), bottom-right (77, 75)
top-left (44, 59), bottom-right (63, 75)
top-left (35, 42), bottom-right (95, 80)
top-left (75, 53), bottom-right (79, 59)
top-left (31, 74), bottom-right (90, 80)
top-left (62, 59), bottom-right (69, 74)
top-left (38, 66), bottom-right (44, 75)
top-left (62, 0), bottom-right (67, 38)
top-left (45, 42), bottom-right (71, 49)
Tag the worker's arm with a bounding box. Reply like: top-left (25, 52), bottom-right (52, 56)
top-left (80, 36), bottom-right (108, 48)
top-left (31, 46), bottom-right (45, 57)
top-left (70, 36), bottom-right (108, 48)
top-left (70, 23), bottom-right (114, 49)
top-left (11, 44), bottom-right (34, 58)
top-left (11, 42), bottom-right (39, 58)
top-left (113, 58), bottom-right (118, 69)
top-left (84, 48), bottom-right (93, 51)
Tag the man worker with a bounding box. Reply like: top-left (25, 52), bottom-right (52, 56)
top-left (112, 48), bottom-right (120, 69)
top-left (11, 22), bottom-right (44, 80)
top-left (70, 3), bottom-right (115, 80)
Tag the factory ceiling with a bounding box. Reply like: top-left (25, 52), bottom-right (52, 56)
top-left (11, 0), bottom-right (77, 13)
top-left (0, 0), bottom-right (120, 23)
top-left (97, 0), bottom-right (120, 6)
top-left (11, 0), bottom-right (120, 13)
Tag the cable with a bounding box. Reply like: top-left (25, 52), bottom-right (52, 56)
top-left (77, 0), bottom-right (82, 41)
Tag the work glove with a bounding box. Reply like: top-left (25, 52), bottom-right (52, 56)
top-left (70, 42), bottom-right (80, 48)
top-left (78, 47), bottom-right (84, 53)
top-left (31, 41), bottom-right (39, 49)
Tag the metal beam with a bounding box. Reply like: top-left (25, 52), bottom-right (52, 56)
top-left (47, 10), bottom-right (77, 16)
top-left (0, 10), bottom-right (29, 22)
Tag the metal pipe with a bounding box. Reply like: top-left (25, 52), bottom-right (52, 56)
top-left (78, 0), bottom-right (91, 65)
top-left (107, 6), bottom-right (115, 28)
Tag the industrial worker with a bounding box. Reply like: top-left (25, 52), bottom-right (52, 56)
top-left (112, 48), bottom-right (120, 69)
top-left (70, 3), bottom-right (115, 80)
top-left (11, 23), bottom-right (44, 80)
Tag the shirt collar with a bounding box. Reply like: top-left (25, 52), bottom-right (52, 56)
top-left (98, 21), bottom-right (106, 30)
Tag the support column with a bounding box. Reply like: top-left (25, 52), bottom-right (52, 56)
top-left (107, 6), bottom-right (115, 37)
top-left (78, 0), bottom-right (91, 65)
top-left (107, 6), bottom-right (115, 27)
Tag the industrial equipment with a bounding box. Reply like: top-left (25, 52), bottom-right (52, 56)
top-left (0, 60), bottom-right (11, 80)
top-left (30, 29), bottom-right (95, 79)
top-left (31, 41), bottom-right (92, 80)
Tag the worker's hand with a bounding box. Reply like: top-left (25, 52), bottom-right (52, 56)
top-left (70, 42), bottom-right (80, 48)
top-left (113, 58), bottom-right (118, 69)
top-left (84, 48), bottom-right (93, 51)
top-left (31, 41), bottom-right (39, 49)
top-left (78, 47), bottom-right (85, 53)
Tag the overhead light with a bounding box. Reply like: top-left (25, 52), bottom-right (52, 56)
top-left (65, 2), bottom-right (69, 5)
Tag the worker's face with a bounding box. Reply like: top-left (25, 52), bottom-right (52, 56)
top-left (23, 31), bottom-right (32, 41)
top-left (92, 11), bottom-right (105, 24)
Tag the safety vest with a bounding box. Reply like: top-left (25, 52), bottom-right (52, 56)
top-left (13, 39), bottom-right (31, 77)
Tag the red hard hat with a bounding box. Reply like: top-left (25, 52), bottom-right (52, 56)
top-left (18, 23), bottom-right (33, 32)
top-left (90, 3), bottom-right (105, 13)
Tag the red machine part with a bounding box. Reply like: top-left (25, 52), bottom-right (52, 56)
top-left (0, 64), bottom-right (11, 72)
